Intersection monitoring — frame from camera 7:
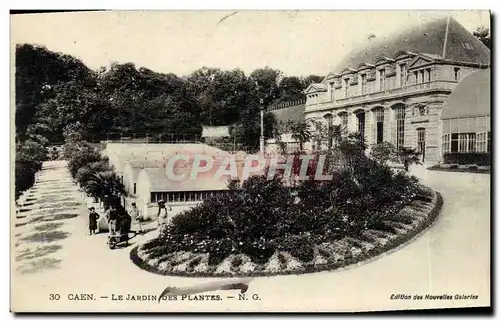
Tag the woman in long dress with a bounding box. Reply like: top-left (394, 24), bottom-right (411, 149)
top-left (88, 207), bottom-right (100, 235)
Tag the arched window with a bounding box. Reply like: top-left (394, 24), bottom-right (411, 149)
top-left (373, 107), bottom-right (384, 143)
top-left (324, 113), bottom-right (334, 148)
top-left (339, 112), bottom-right (348, 135)
top-left (355, 110), bottom-right (366, 142)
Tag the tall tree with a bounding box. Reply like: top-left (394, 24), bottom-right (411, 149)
top-left (279, 76), bottom-right (305, 102)
top-left (250, 67), bottom-right (283, 107)
top-left (15, 44), bottom-right (94, 140)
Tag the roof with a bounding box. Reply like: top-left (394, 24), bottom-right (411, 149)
top-left (332, 17), bottom-right (490, 74)
top-left (138, 167), bottom-right (230, 192)
top-left (442, 69), bottom-right (490, 119)
top-left (202, 126), bottom-right (231, 138)
top-left (103, 143), bottom-right (230, 171)
top-left (269, 104), bottom-right (305, 123)
top-left (304, 83), bottom-right (327, 94)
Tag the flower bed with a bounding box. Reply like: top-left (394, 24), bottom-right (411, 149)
top-left (131, 190), bottom-right (443, 277)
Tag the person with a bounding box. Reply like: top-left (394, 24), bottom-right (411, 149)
top-left (118, 206), bottom-right (132, 246)
top-left (157, 200), bottom-right (172, 229)
top-left (129, 202), bottom-right (143, 234)
top-left (88, 207), bottom-right (100, 235)
top-left (106, 203), bottom-right (119, 237)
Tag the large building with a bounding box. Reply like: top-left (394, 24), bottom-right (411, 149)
top-left (304, 16), bottom-right (490, 163)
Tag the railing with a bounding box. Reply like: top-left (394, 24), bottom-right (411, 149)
top-left (267, 98), bottom-right (306, 111)
top-left (104, 133), bottom-right (203, 144)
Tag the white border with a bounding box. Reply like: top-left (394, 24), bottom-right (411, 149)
top-left (2, 1), bottom-right (497, 321)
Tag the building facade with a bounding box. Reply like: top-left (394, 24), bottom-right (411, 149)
top-left (304, 17), bottom-right (490, 164)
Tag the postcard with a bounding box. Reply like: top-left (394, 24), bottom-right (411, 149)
top-left (11, 10), bottom-right (491, 312)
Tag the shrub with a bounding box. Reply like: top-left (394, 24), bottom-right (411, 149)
top-left (15, 140), bottom-right (47, 199)
top-left (370, 142), bottom-right (397, 164)
top-left (468, 165), bottom-right (479, 171)
top-left (443, 153), bottom-right (490, 166)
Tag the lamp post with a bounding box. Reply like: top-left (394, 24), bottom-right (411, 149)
top-left (259, 98), bottom-right (265, 155)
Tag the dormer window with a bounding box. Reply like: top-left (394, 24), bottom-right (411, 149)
top-left (400, 63), bottom-right (407, 87)
top-left (360, 74), bottom-right (367, 94)
top-left (462, 43), bottom-right (474, 50)
top-left (343, 78), bottom-right (349, 98)
top-left (378, 69), bottom-right (386, 91)
top-left (329, 82), bottom-right (335, 101)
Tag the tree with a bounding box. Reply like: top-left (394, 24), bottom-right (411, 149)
top-left (397, 147), bottom-right (422, 171)
top-left (279, 76), bottom-right (305, 102)
top-left (15, 44), bottom-right (95, 141)
top-left (473, 26), bottom-right (490, 49)
top-left (250, 67), bottom-right (283, 107)
top-left (84, 171), bottom-right (128, 205)
top-left (288, 120), bottom-right (312, 151)
top-left (302, 75), bottom-right (324, 88)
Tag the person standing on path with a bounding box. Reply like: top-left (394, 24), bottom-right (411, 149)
top-left (88, 207), bottom-right (100, 235)
top-left (129, 202), bottom-right (143, 234)
top-left (106, 204), bottom-right (119, 236)
top-left (157, 200), bottom-right (172, 229)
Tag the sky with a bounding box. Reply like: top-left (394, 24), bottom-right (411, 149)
top-left (10, 10), bottom-right (490, 77)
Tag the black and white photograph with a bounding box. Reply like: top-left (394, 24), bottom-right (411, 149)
top-left (10, 10), bottom-right (491, 312)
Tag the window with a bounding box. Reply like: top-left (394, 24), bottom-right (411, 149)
top-left (133, 183), bottom-right (137, 195)
top-left (324, 114), bottom-right (334, 148)
top-left (395, 106), bottom-right (405, 149)
top-left (339, 113), bottom-right (348, 135)
top-left (400, 64), bottom-right (407, 87)
top-left (374, 107), bottom-right (384, 143)
top-left (330, 82), bottom-right (335, 101)
top-left (379, 69), bottom-right (386, 91)
top-left (442, 134), bottom-right (451, 153)
top-left (451, 133), bottom-right (476, 153)
top-left (417, 128), bottom-right (426, 161)
top-left (488, 132), bottom-right (491, 153)
top-left (343, 78), bottom-right (349, 98)
top-left (360, 74), bottom-right (367, 94)
top-left (467, 134), bottom-right (476, 152)
top-left (475, 132), bottom-right (485, 152)
top-left (454, 68), bottom-right (460, 81)
top-left (356, 112), bottom-right (365, 142)
top-left (426, 68), bottom-right (431, 82)
top-left (451, 133), bottom-right (459, 152)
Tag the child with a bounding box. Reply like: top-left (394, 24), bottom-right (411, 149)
top-left (157, 200), bottom-right (172, 229)
top-left (88, 207), bottom-right (100, 235)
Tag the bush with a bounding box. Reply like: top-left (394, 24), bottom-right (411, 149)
top-left (15, 139), bottom-right (47, 199)
top-left (370, 142), bottom-right (397, 164)
top-left (443, 153), bottom-right (490, 166)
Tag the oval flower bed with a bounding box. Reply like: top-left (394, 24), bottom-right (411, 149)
top-left (131, 179), bottom-right (443, 277)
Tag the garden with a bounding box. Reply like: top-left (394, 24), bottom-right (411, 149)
top-left (132, 135), bottom-right (443, 277)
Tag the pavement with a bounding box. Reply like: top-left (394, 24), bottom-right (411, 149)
top-left (11, 161), bottom-right (490, 312)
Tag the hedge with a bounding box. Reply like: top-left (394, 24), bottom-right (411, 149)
top-left (443, 153), bottom-right (490, 166)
